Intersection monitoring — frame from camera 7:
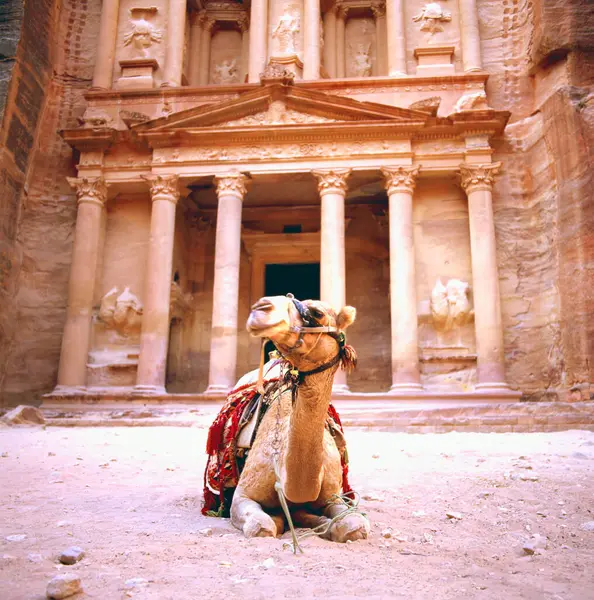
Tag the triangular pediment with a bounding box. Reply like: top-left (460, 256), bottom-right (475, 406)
top-left (132, 83), bottom-right (430, 134)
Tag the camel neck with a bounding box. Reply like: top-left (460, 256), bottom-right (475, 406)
top-left (281, 364), bottom-right (337, 504)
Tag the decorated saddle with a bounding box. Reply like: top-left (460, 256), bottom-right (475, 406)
top-left (202, 361), bottom-right (353, 517)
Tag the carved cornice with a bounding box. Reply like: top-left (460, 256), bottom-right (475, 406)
top-left (142, 174), bottom-right (180, 203)
top-left (312, 168), bottom-right (351, 196)
top-left (459, 163), bottom-right (501, 193)
top-left (214, 170), bottom-right (248, 200)
top-left (381, 165), bottom-right (420, 195)
top-left (67, 177), bottom-right (108, 207)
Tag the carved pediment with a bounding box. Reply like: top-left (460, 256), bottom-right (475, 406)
top-left (132, 83), bottom-right (431, 136)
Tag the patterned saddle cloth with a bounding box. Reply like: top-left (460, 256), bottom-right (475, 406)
top-left (202, 363), bottom-right (353, 517)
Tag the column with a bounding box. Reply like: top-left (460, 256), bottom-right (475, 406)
top-left (459, 0), bottom-right (482, 71)
top-left (460, 163), bottom-right (510, 390)
top-left (386, 0), bottom-right (407, 75)
top-left (323, 8), bottom-right (337, 78)
top-left (303, 0), bottom-right (321, 79)
top-left (91, 0), bottom-right (120, 89)
top-left (188, 12), bottom-right (204, 86)
top-left (198, 17), bottom-right (215, 85)
top-left (56, 178), bottom-right (108, 389)
top-left (239, 16), bottom-right (250, 83)
top-left (381, 166), bottom-right (422, 392)
top-left (335, 4), bottom-right (347, 78)
top-left (205, 170), bottom-right (248, 395)
top-left (371, 2), bottom-right (387, 76)
top-left (313, 168), bottom-right (351, 394)
top-left (135, 175), bottom-right (180, 393)
top-left (248, 0), bottom-right (268, 82)
top-left (163, 0), bottom-right (187, 87)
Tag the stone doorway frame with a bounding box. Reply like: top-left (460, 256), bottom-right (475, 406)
top-left (242, 231), bottom-right (321, 305)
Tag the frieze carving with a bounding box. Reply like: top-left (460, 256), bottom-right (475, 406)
top-left (120, 110), bottom-right (150, 128)
top-left (79, 151), bottom-right (104, 167)
top-left (77, 108), bottom-right (113, 129)
top-left (349, 43), bottom-right (372, 77)
top-left (123, 7), bottom-right (162, 57)
top-left (412, 3), bottom-right (452, 39)
top-left (409, 96), bottom-right (441, 116)
top-left (453, 91), bottom-right (491, 112)
top-left (67, 177), bottom-right (108, 205)
top-left (98, 287), bottom-right (143, 335)
top-left (142, 174), bottom-right (180, 202)
top-left (155, 140), bottom-right (408, 164)
top-left (272, 5), bottom-right (301, 56)
top-left (381, 165), bottom-right (420, 194)
top-left (312, 169), bottom-right (352, 195)
top-left (212, 59), bottom-right (239, 84)
top-left (260, 62), bottom-right (296, 84)
top-left (431, 279), bottom-right (473, 332)
top-left (459, 163), bottom-right (501, 192)
top-left (225, 101), bottom-right (337, 126)
top-left (214, 170), bottom-right (248, 199)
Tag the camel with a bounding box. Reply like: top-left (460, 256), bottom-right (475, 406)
top-left (227, 294), bottom-right (370, 543)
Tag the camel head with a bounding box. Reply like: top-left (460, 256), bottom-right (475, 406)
top-left (247, 295), bottom-right (357, 372)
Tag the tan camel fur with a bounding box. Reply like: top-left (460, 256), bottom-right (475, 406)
top-left (230, 295), bottom-right (370, 543)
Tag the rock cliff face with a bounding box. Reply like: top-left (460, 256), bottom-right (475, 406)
top-left (0, 0), bottom-right (591, 405)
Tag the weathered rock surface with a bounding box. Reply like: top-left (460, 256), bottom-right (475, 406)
top-left (59, 546), bottom-right (85, 565)
top-left (46, 573), bottom-right (82, 599)
top-left (2, 405), bottom-right (45, 425)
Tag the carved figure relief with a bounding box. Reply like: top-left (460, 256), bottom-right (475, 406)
top-left (349, 43), bottom-right (372, 77)
top-left (213, 59), bottom-right (239, 84)
top-left (98, 287), bottom-right (143, 335)
top-left (453, 90), bottom-right (491, 112)
top-left (272, 5), bottom-right (301, 55)
top-left (225, 101), bottom-right (337, 126)
top-left (77, 108), bottom-right (113, 129)
top-left (430, 278), bottom-right (473, 333)
top-left (412, 3), bottom-right (452, 39)
top-left (123, 7), bottom-right (162, 57)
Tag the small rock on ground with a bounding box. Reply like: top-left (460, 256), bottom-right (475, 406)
top-left (579, 521), bottom-right (594, 532)
top-left (59, 546), bottom-right (85, 565)
top-left (46, 573), bottom-right (82, 599)
top-left (2, 405), bottom-right (45, 425)
top-left (522, 534), bottom-right (548, 555)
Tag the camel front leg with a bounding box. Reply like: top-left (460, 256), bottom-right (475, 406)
top-left (230, 488), bottom-right (279, 538)
top-left (292, 508), bottom-right (333, 540)
top-left (323, 500), bottom-right (370, 543)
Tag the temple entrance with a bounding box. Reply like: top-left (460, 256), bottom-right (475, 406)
top-left (263, 262), bottom-right (320, 358)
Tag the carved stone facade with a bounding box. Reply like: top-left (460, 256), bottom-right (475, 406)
top-left (1, 0), bottom-right (592, 407)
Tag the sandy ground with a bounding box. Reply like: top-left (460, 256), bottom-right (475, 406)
top-left (1, 425), bottom-right (594, 600)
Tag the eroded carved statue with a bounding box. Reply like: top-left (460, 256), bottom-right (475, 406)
top-left (430, 278), bottom-right (473, 332)
top-left (213, 59), bottom-right (239, 84)
top-left (453, 91), bottom-right (491, 112)
top-left (98, 287), bottom-right (143, 335)
top-left (77, 108), bottom-right (113, 128)
top-left (350, 43), bottom-right (372, 77)
top-left (123, 9), bottom-right (162, 57)
top-left (412, 3), bottom-right (452, 38)
top-left (272, 5), bottom-right (301, 55)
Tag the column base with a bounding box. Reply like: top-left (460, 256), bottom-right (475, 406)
top-left (389, 382), bottom-right (424, 394)
top-left (332, 383), bottom-right (351, 395)
top-left (51, 385), bottom-right (87, 395)
top-left (133, 384), bottom-right (167, 395)
top-left (203, 384), bottom-right (231, 397)
top-left (474, 382), bottom-right (512, 393)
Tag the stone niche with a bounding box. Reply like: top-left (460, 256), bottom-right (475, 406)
top-left (209, 27), bottom-right (243, 84)
top-left (114, 1), bottom-right (167, 88)
top-left (345, 13), bottom-right (377, 77)
top-left (413, 180), bottom-right (477, 391)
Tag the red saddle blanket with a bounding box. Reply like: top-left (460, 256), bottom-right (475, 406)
top-left (202, 379), bottom-right (353, 517)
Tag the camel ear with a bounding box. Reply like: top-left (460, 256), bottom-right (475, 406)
top-left (337, 306), bottom-right (356, 330)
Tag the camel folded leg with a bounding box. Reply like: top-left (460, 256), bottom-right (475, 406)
top-left (230, 489), bottom-right (281, 538)
top-left (323, 501), bottom-right (370, 543)
top-left (291, 509), bottom-right (333, 540)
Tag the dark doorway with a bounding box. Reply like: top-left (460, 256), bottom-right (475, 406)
top-left (264, 263), bottom-right (320, 301)
top-left (263, 263), bottom-right (320, 358)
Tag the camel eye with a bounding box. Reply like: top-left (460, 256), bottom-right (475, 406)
top-left (309, 307), bottom-right (325, 320)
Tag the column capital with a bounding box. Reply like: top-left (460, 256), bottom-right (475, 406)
top-left (237, 14), bottom-right (249, 33)
top-left (142, 174), bottom-right (180, 204)
top-left (370, 1), bottom-right (386, 19)
top-left (313, 168), bottom-right (351, 196)
top-left (381, 165), bottom-right (420, 195)
top-left (201, 14), bottom-right (217, 33)
top-left (67, 176), bottom-right (109, 207)
top-left (459, 162), bottom-right (501, 193)
top-left (214, 170), bottom-right (248, 200)
top-left (335, 1), bottom-right (348, 19)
